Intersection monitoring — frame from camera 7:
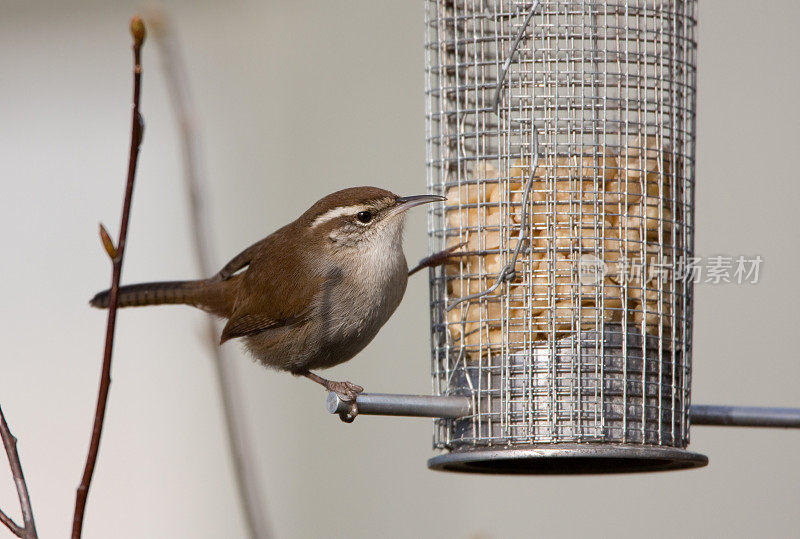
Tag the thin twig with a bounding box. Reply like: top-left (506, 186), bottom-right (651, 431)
top-left (71, 17), bottom-right (146, 539)
top-left (148, 9), bottom-right (272, 539)
top-left (0, 508), bottom-right (22, 538)
top-left (0, 405), bottom-right (37, 539)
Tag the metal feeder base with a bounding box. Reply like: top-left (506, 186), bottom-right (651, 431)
top-left (428, 444), bottom-right (708, 474)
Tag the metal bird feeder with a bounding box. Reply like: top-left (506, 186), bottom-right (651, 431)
top-left (323, 0), bottom-right (800, 473)
top-left (423, 0), bottom-right (702, 473)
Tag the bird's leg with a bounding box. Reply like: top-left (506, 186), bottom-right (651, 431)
top-left (408, 241), bottom-right (469, 276)
top-left (301, 371), bottom-right (363, 423)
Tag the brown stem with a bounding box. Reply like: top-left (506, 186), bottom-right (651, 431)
top-left (0, 405), bottom-right (37, 539)
top-left (71, 16), bottom-right (146, 539)
top-left (0, 508), bottom-right (22, 538)
top-left (148, 9), bottom-right (272, 538)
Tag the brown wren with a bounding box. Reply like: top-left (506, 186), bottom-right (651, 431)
top-left (90, 186), bottom-right (443, 413)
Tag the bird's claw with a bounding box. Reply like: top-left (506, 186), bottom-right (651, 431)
top-left (338, 402), bottom-right (359, 423)
top-left (327, 380), bottom-right (363, 402)
top-left (408, 241), bottom-right (468, 276)
top-left (327, 381), bottom-right (363, 423)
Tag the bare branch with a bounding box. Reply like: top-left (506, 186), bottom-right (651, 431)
top-left (71, 16), bottom-right (147, 539)
top-left (148, 9), bottom-right (272, 538)
top-left (0, 405), bottom-right (38, 538)
top-left (0, 507), bottom-right (22, 538)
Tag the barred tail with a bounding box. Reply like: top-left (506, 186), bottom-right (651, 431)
top-left (89, 279), bottom-right (235, 317)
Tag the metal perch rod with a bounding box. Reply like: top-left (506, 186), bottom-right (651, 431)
top-left (326, 393), bottom-right (471, 419)
top-left (690, 405), bottom-right (800, 428)
top-left (326, 393), bottom-right (800, 428)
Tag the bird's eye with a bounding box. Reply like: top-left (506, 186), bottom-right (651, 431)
top-left (356, 211), bottom-right (373, 224)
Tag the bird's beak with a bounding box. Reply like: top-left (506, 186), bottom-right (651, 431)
top-left (392, 194), bottom-right (446, 216)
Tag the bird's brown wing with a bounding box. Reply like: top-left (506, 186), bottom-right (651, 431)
top-left (219, 224), bottom-right (323, 344)
top-left (213, 241), bottom-right (261, 281)
top-left (219, 312), bottom-right (284, 343)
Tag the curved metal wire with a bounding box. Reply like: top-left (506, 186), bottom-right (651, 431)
top-left (490, 0), bottom-right (540, 114)
top-left (447, 0), bottom-right (542, 312)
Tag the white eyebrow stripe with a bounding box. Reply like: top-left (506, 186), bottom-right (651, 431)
top-left (310, 205), bottom-right (370, 228)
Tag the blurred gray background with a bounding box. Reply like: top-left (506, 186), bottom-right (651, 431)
top-left (1, 1), bottom-right (798, 538)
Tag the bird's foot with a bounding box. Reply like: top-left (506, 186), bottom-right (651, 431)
top-left (326, 381), bottom-right (363, 423)
top-left (325, 380), bottom-right (364, 402)
top-left (301, 371), bottom-right (363, 423)
top-left (408, 241), bottom-right (469, 276)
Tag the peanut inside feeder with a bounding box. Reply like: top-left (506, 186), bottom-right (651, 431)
top-left (444, 136), bottom-right (677, 358)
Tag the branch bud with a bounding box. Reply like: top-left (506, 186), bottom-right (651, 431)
top-left (99, 223), bottom-right (118, 260)
top-left (130, 16), bottom-right (146, 47)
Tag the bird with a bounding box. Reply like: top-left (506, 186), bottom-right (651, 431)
top-left (90, 186), bottom-right (443, 416)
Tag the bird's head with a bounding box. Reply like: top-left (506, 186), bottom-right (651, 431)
top-left (301, 186), bottom-right (444, 249)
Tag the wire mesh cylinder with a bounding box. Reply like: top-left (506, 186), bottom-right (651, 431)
top-left (425, 0), bottom-right (706, 473)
